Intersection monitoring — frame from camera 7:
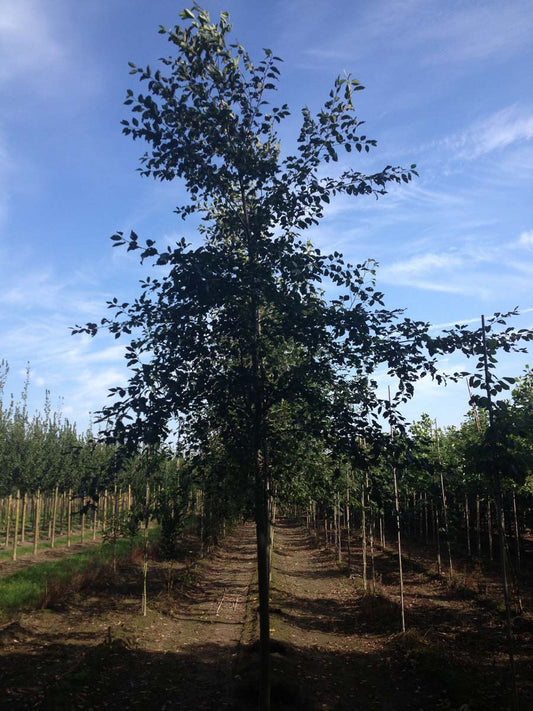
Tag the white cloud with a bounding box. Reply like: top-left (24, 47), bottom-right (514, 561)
top-left (0, 1), bottom-right (64, 84)
top-left (519, 230), bottom-right (533, 247)
top-left (444, 106), bottom-right (533, 161)
top-left (380, 252), bottom-right (465, 291)
top-left (422, 1), bottom-right (533, 65)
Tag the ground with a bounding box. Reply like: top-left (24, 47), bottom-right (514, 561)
top-left (0, 520), bottom-right (532, 710)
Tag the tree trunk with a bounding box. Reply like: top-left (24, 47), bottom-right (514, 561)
top-left (393, 467), bottom-right (406, 632)
top-left (4, 494), bottom-right (12, 548)
top-left (512, 491), bottom-right (521, 570)
top-left (345, 484), bottom-right (351, 570)
top-left (51, 486), bottom-right (59, 548)
top-left (80, 494), bottom-right (86, 544)
top-left (464, 492), bottom-right (471, 557)
top-left (487, 499), bottom-right (494, 562)
top-left (141, 477), bottom-right (150, 616)
top-left (361, 479), bottom-right (367, 592)
top-left (435, 507), bottom-right (442, 575)
top-left (102, 488), bottom-right (108, 533)
top-left (476, 494), bottom-right (481, 556)
top-left (12, 490), bottom-right (21, 561)
top-left (255, 454), bottom-right (271, 711)
top-left (67, 489), bottom-right (72, 548)
top-left (33, 488), bottom-right (41, 555)
top-left (20, 493), bottom-right (27, 544)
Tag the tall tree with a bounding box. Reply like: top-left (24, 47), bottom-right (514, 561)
top-left (73, 7), bottom-right (532, 709)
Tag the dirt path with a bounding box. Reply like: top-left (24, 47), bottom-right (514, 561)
top-left (270, 519), bottom-right (533, 711)
top-left (0, 523), bottom-right (257, 710)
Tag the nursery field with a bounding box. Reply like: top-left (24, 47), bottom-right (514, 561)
top-left (1, 519), bottom-right (532, 710)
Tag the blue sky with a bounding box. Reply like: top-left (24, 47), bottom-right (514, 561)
top-left (1, 0), bottom-right (532, 433)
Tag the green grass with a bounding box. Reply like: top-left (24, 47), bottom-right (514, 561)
top-left (0, 532), bottom-right (95, 560)
top-left (0, 529), bottom-right (160, 618)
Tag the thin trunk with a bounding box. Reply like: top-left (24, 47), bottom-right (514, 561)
top-left (33, 488), bottom-right (41, 555)
top-left (141, 477), bottom-right (150, 616)
top-left (335, 493), bottom-right (342, 564)
top-left (67, 489), bottom-right (72, 548)
top-left (255, 455), bottom-right (271, 711)
top-left (393, 468), bottom-right (406, 633)
top-left (12, 490), bottom-right (21, 561)
top-left (4, 494), bottom-right (12, 548)
top-left (20, 493), bottom-right (27, 544)
top-left (112, 484), bottom-right (119, 572)
top-left (102, 489), bottom-right (108, 533)
top-left (487, 499), bottom-right (493, 562)
top-left (512, 491), bottom-right (521, 570)
top-left (423, 492), bottom-right (429, 545)
top-left (435, 507), bottom-right (442, 575)
top-left (435, 421), bottom-right (453, 579)
top-left (476, 494), bottom-right (481, 556)
top-left (367, 474), bottom-right (376, 595)
top-left (361, 479), bottom-right (367, 592)
top-left (51, 486), bottom-right (59, 548)
top-left (345, 485), bottom-right (351, 570)
top-left (92, 503), bottom-right (98, 541)
top-left (481, 313), bottom-right (518, 710)
top-left (80, 494), bottom-right (86, 544)
top-left (464, 492), bottom-right (471, 557)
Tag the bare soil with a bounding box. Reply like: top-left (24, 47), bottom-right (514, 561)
top-left (268, 520), bottom-right (533, 711)
top-left (0, 519), bottom-right (532, 710)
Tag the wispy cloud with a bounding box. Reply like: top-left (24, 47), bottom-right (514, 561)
top-left (442, 106), bottom-right (533, 161)
top-left (519, 230), bottom-right (533, 247)
top-left (0, 1), bottom-right (64, 85)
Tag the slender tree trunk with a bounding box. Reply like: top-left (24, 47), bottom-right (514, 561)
top-left (255, 451), bottom-right (271, 711)
top-left (361, 479), bottom-right (367, 592)
top-left (476, 494), bottom-right (481, 556)
top-left (481, 314), bottom-right (518, 710)
top-left (12, 490), bottom-right (21, 561)
top-left (67, 489), bottom-right (72, 548)
top-left (435, 507), bottom-right (442, 575)
top-left (92, 503), bottom-right (98, 541)
top-left (487, 499), bottom-right (494, 562)
top-left (4, 493), bottom-right (12, 548)
top-left (20, 493), bottom-right (27, 544)
top-left (464, 491), bottom-right (471, 557)
top-left (141, 477), bottom-right (150, 616)
top-left (80, 494), bottom-right (86, 544)
top-left (335, 493), bottom-right (342, 563)
top-left (51, 486), bottom-right (58, 548)
top-left (512, 491), bottom-right (521, 570)
top-left (33, 488), bottom-right (41, 555)
top-left (102, 488), bottom-right (108, 533)
top-left (393, 467), bottom-right (406, 632)
top-left (435, 422), bottom-right (453, 579)
top-left (345, 484), bottom-right (351, 570)
top-left (367, 474), bottom-right (376, 595)
top-left (113, 484), bottom-right (119, 572)
top-left (423, 492), bottom-right (429, 544)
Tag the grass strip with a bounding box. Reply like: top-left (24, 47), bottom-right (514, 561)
top-left (0, 529), bottom-right (159, 618)
top-left (0, 532), bottom-right (95, 560)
